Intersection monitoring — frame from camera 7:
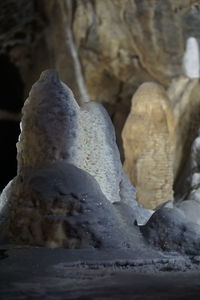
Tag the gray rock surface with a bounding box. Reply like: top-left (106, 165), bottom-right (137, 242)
top-left (17, 69), bottom-right (138, 206)
top-left (141, 125), bottom-right (200, 255)
top-left (140, 206), bottom-right (200, 255)
top-left (0, 69), bottom-right (152, 247)
top-left (186, 130), bottom-right (200, 202)
top-left (1, 248), bottom-right (200, 299)
top-left (8, 161), bottom-right (145, 249)
top-left (17, 70), bottom-right (79, 172)
top-left (174, 127), bottom-right (200, 202)
top-left (0, 180), bottom-right (15, 240)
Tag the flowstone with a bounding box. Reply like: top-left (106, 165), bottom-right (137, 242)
top-left (0, 70), bottom-right (151, 248)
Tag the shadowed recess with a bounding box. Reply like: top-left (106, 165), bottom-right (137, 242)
top-left (0, 54), bottom-right (23, 190)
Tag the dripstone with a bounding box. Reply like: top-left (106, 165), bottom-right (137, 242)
top-left (0, 70), bottom-right (151, 247)
top-left (122, 82), bottom-right (175, 209)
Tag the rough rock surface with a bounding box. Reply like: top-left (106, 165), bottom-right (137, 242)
top-left (0, 70), bottom-right (152, 247)
top-left (17, 70), bottom-right (137, 206)
top-left (141, 127), bottom-right (200, 255)
top-left (182, 36), bottom-right (200, 79)
top-left (167, 77), bottom-right (200, 185)
top-left (9, 162), bottom-right (142, 249)
top-left (73, 0), bottom-right (198, 100)
top-left (71, 0), bottom-right (200, 158)
top-left (122, 82), bottom-right (175, 209)
top-left (140, 206), bottom-right (200, 255)
top-left (3, 248), bottom-right (200, 299)
top-left (176, 128), bottom-right (200, 201)
top-left (187, 131), bottom-right (200, 201)
top-left (2, 0), bottom-right (200, 182)
top-left (17, 71), bottom-right (78, 171)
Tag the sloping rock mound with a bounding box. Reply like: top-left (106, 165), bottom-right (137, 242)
top-left (140, 206), bottom-right (200, 255)
top-left (9, 162), bottom-right (141, 249)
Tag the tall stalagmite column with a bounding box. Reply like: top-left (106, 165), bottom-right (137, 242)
top-left (122, 82), bottom-right (175, 209)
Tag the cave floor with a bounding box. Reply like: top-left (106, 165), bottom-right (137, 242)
top-left (1, 247), bottom-right (200, 299)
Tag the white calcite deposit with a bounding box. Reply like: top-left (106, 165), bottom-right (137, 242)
top-left (182, 37), bottom-right (200, 79)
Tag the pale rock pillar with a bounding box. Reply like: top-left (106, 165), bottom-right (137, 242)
top-left (122, 82), bottom-right (175, 209)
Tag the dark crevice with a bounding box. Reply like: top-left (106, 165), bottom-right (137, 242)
top-left (0, 120), bottom-right (20, 190)
top-left (0, 54), bottom-right (24, 112)
top-left (0, 54), bottom-right (23, 190)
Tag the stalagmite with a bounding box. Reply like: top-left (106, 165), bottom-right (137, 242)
top-left (17, 70), bottom-right (136, 205)
top-left (122, 82), bottom-right (175, 209)
top-left (0, 70), bottom-right (152, 247)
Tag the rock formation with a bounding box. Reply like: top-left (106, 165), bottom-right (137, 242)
top-left (17, 70), bottom-right (137, 206)
top-left (178, 128), bottom-right (200, 202)
top-left (140, 127), bottom-right (200, 255)
top-left (182, 37), bottom-right (200, 79)
top-left (122, 82), bottom-right (175, 209)
top-left (0, 70), bottom-right (152, 247)
top-left (9, 161), bottom-right (140, 249)
top-left (2, 0), bottom-right (200, 183)
top-left (2, 0), bottom-right (200, 255)
top-left (140, 205), bottom-right (200, 255)
top-left (168, 78), bottom-right (199, 169)
top-left (167, 77), bottom-right (200, 193)
top-left (121, 39), bottom-right (200, 208)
